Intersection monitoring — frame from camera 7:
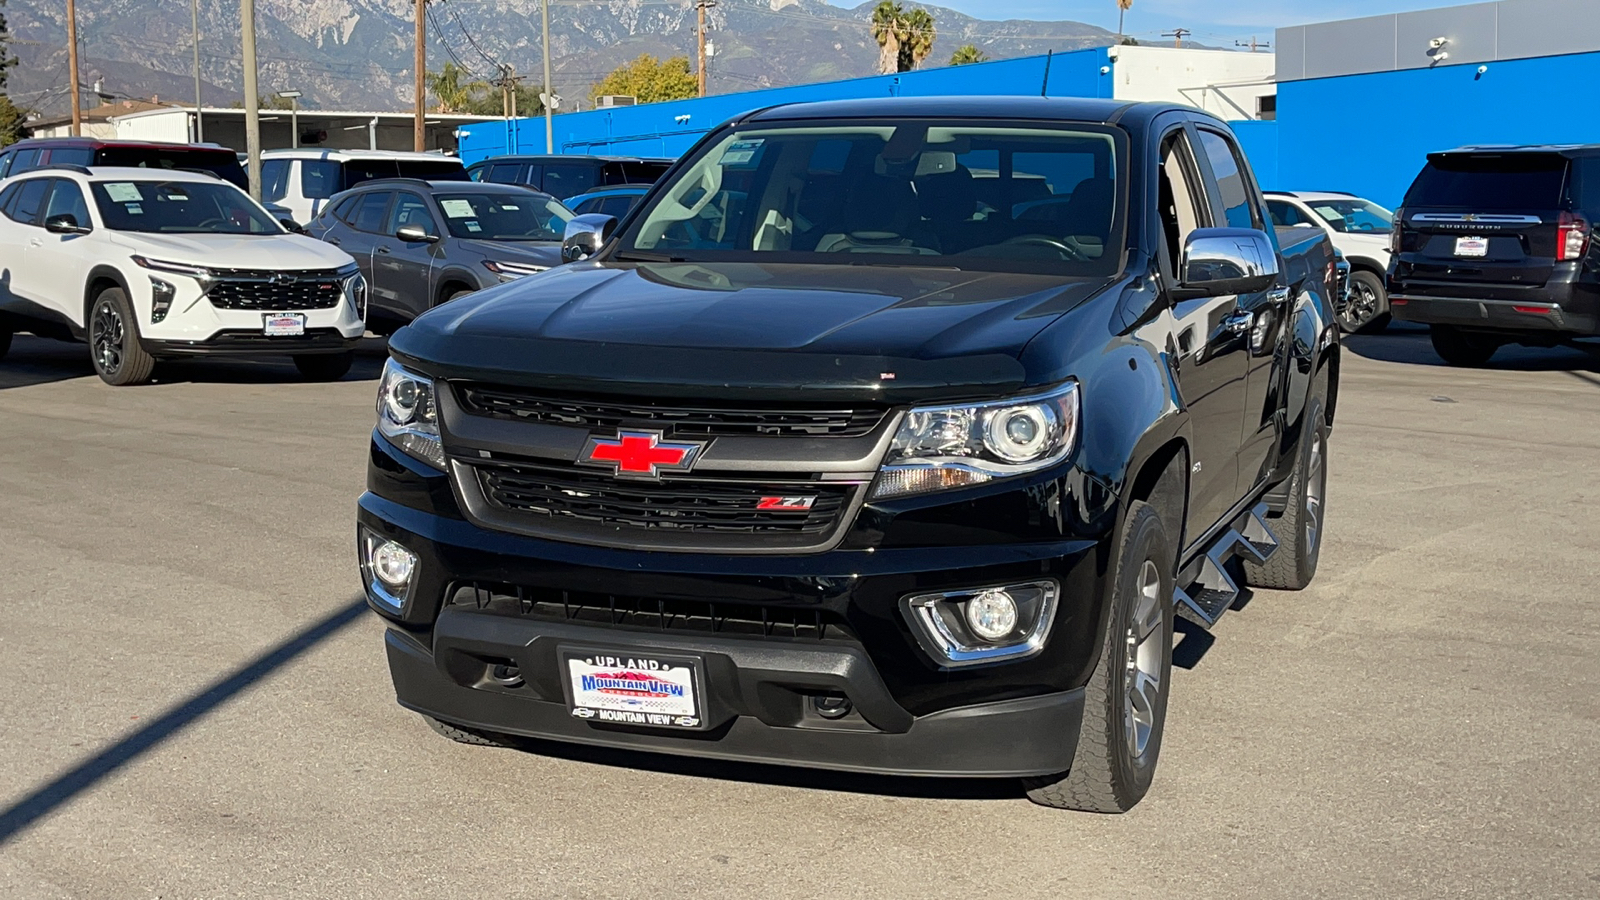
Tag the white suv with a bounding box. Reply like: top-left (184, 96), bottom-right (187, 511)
top-left (0, 166), bottom-right (366, 385)
top-left (260, 150), bottom-right (468, 225)
top-left (1264, 190), bottom-right (1396, 333)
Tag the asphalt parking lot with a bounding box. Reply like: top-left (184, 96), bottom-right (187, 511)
top-left (1, 325), bottom-right (1597, 899)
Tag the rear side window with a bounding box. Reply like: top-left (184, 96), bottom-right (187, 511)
top-left (47, 148), bottom-right (94, 167)
top-left (0, 181), bottom-right (19, 212)
top-left (1570, 158), bottom-right (1600, 214)
top-left (350, 191), bottom-right (393, 233)
top-left (486, 163), bottom-right (524, 184)
top-left (260, 160), bottom-right (291, 202)
top-left (339, 160), bottom-right (400, 191)
top-left (395, 160), bottom-right (468, 181)
top-left (7, 178), bottom-right (51, 225)
top-left (600, 196), bottom-right (637, 218)
top-left (1404, 154), bottom-right (1569, 209)
top-left (8, 149), bottom-right (41, 175)
top-left (1266, 199), bottom-right (1310, 227)
top-left (329, 194), bottom-right (360, 223)
top-left (302, 160), bottom-right (343, 199)
top-left (542, 164), bottom-right (598, 198)
top-left (1195, 129), bottom-right (1260, 229)
top-left (93, 147), bottom-right (248, 189)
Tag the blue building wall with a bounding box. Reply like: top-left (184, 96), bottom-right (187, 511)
top-left (1241, 50), bottom-right (1600, 208)
top-left (459, 49), bottom-right (1114, 163)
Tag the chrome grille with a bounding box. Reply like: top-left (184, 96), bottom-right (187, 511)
top-left (456, 384), bottom-right (885, 437)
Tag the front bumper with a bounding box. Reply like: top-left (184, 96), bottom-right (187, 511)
top-left (142, 328), bottom-right (361, 356)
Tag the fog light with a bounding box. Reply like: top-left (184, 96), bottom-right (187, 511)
top-left (901, 580), bottom-right (1059, 668)
top-left (372, 540), bottom-right (416, 588)
top-left (964, 589), bottom-right (1019, 641)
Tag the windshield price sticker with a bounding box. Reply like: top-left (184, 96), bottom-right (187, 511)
top-left (439, 199), bottom-right (477, 218)
top-left (1454, 236), bottom-right (1489, 257)
top-left (104, 183), bottom-right (143, 203)
top-left (565, 651), bottom-right (703, 729)
top-left (719, 138), bottom-right (765, 168)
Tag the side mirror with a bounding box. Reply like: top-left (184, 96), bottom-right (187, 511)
top-left (1180, 227), bottom-right (1280, 295)
top-left (44, 213), bottom-right (87, 235)
top-left (562, 213), bottom-right (617, 262)
top-left (279, 217), bottom-right (308, 235)
top-left (396, 225), bottom-right (439, 243)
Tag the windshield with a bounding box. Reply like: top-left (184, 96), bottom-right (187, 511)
top-left (617, 120), bottom-right (1127, 275)
top-left (90, 180), bottom-right (285, 234)
top-left (1306, 198), bottom-right (1393, 233)
top-left (1404, 154), bottom-right (1569, 209)
top-left (435, 192), bottom-right (572, 241)
top-left (94, 147), bottom-right (249, 190)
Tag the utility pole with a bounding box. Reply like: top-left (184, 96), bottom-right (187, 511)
top-left (1234, 36), bottom-right (1270, 53)
top-left (240, 0), bottom-right (262, 200)
top-left (540, 0), bottom-right (553, 153)
top-left (1162, 28), bottom-right (1191, 48)
top-left (414, 0), bottom-right (426, 151)
top-left (696, 0), bottom-right (717, 97)
top-left (191, 0), bottom-right (204, 142)
top-left (66, 0), bottom-right (82, 136)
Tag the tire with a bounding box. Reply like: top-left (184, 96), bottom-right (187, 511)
top-left (423, 715), bottom-right (510, 748)
top-left (0, 322), bottom-right (12, 362)
top-left (1338, 270), bottom-right (1390, 334)
top-left (1430, 325), bottom-right (1500, 367)
top-left (293, 351), bottom-right (353, 382)
top-left (444, 288), bottom-right (474, 304)
top-left (1025, 500), bottom-right (1175, 813)
top-left (88, 287), bottom-right (156, 386)
top-left (1244, 384), bottom-right (1328, 591)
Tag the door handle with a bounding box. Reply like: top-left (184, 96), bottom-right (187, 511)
top-left (1225, 309), bottom-right (1254, 336)
top-left (1267, 286), bottom-right (1290, 306)
top-left (326, 237), bottom-right (340, 246)
top-left (375, 246), bottom-right (391, 255)
top-left (28, 238), bottom-right (41, 248)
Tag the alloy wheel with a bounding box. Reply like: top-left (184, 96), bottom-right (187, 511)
top-left (1304, 430), bottom-right (1326, 555)
top-left (1123, 559), bottom-right (1165, 759)
top-left (1338, 279), bottom-right (1380, 331)
top-left (91, 300), bottom-right (124, 374)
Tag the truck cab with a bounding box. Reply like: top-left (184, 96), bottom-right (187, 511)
top-left (356, 98), bottom-right (1340, 812)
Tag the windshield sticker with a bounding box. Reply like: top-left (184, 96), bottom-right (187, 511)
top-left (465, 221), bottom-right (482, 232)
top-left (104, 183), bottom-right (143, 203)
top-left (500, 203), bottom-right (519, 210)
top-left (126, 204), bottom-right (144, 215)
top-left (719, 139), bottom-right (765, 168)
top-left (440, 199), bottom-right (476, 218)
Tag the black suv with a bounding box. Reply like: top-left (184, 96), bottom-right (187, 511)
top-left (0, 138), bottom-right (248, 189)
top-left (306, 179), bottom-right (571, 334)
top-left (466, 155), bottom-right (672, 200)
top-left (1389, 145), bottom-right (1600, 365)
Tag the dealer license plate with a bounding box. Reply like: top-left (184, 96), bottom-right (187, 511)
top-left (563, 649), bottom-right (704, 730)
top-left (262, 313), bottom-right (307, 336)
top-left (1454, 236), bottom-right (1489, 258)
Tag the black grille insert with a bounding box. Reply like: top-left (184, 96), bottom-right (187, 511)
top-left (456, 384), bottom-right (885, 437)
top-left (207, 270), bottom-right (345, 311)
top-left (451, 583), bottom-right (855, 641)
top-left (473, 458), bottom-right (851, 538)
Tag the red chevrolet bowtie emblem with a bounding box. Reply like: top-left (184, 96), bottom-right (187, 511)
top-left (579, 430), bottom-right (705, 479)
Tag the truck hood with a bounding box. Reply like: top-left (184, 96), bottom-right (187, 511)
top-left (390, 261), bottom-right (1112, 403)
top-left (108, 232), bottom-right (355, 271)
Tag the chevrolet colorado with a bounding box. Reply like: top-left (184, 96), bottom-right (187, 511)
top-left (357, 97), bottom-right (1341, 812)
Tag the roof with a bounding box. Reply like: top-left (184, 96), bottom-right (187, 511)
top-left (334, 178), bottom-right (554, 198)
top-left (744, 96), bottom-right (1143, 124)
top-left (11, 166), bottom-right (236, 184)
top-left (1265, 190), bottom-right (1359, 200)
top-left (468, 155), bottom-right (672, 165)
top-left (261, 148), bottom-right (464, 161)
top-left (1435, 143), bottom-right (1600, 157)
top-left (6, 136), bottom-right (233, 152)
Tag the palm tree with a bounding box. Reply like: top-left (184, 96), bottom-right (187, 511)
top-left (870, 1), bottom-right (905, 75)
top-left (949, 44), bottom-right (988, 66)
top-left (427, 62), bottom-right (485, 114)
top-left (1116, 0), bottom-right (1133, 40)
top-left (900, 8), bottom-right (936, 70)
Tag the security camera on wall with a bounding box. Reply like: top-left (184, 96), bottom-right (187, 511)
top-left (1429, 37), bottom-right (1448, 49)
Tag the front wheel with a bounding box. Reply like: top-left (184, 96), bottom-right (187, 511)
top-left (293, 351), bottom-right (353, 382)
top-left (1338, 270), bottom-right (1390, 334)
top-left (1025, 500), bottom-right (1174, 813)
top-left (1430, 325), bottom-right (1500, 367)
top-left (89, 287), bottom-right (156, 386)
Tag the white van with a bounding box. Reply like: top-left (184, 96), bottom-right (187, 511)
top-left (261, 150), bottom-right (469, 225)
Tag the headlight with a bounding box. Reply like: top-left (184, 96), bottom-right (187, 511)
top-left (376, 359), bottom-right (445, 469)
top-left (344, 271), bottom-right (368, 319)
top-left (873, 381), bottom-right (1080, 499)
top-left (131, 255), bottom-right (212, 279)
top-left (482, 259), bottom-right (549, 278)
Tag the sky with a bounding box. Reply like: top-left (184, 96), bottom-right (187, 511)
top-left (834, 0), bottom-right (1468, 46)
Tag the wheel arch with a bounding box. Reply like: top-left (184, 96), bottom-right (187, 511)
top-left (434, 269), bottom-right (479, 306)
top-left (1343, 255), bottom-right (1388, 277)
top-left (1126, 437), bottom-right (1189, 557)
top-left (82, 265), bottom-right (132, 339)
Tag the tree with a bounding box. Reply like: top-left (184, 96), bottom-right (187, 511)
top-left (231, 94), bottom-right (298, 110)
top-left (870, 3), bottom-right (937, 75)
top-left (0, 0), bottom-right (25, 147)
top-left (428, 62), bottom-right (486, 114)
top-left (1116, 0), bottom-right (1133, 40)
top-left (949, 44), bottom-right (988, 66)
top-left (590, 54), bottom-right (697, 106)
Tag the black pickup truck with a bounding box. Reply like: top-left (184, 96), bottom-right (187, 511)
top-left (357, 97), bottom-right (1341, 813)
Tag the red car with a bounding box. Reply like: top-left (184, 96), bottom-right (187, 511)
top-left (0, 138), bottom-right (248, 189)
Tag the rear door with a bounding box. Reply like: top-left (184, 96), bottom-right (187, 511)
top-left (2, 177), bottom-right (54, 304)
top-left (338, 190), bottom-right (393, 312)
top-left (375, 191), bottom-right (441, 319)
top-left (1396, 152), bottom-right (1570, 292)
top-left (1192, 126), bottom-right (1289, 495)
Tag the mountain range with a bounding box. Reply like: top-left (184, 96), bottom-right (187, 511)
top-left (7, 0), bottom-right (1117, 117)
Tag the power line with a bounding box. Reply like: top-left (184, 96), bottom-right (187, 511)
top-left (439, 0), bottom-right (501, 69)
top-left (426, 4), bottom-right (482, 77)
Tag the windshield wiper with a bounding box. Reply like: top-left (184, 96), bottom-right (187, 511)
top-left (613, 250), bottom-right (687, 262)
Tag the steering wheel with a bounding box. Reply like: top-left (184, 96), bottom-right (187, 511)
top-left (194, 217), bottom-right (228, 231)
top-left (1003, 234), bottom-right (1089, 262)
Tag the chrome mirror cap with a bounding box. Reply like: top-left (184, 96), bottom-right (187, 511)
top-left (562, 213), bottom-right (618, 263)
top-left (1180, 227), bottom-right (1280, 295)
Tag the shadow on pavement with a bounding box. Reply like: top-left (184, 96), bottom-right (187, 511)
top-left (0, 597), bottom-right (371, 846)
top-left (0, 335), bottom-right (388, 390)
top-left (1341, 322), bottom-right (1600, 372)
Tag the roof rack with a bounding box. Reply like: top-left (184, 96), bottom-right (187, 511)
top-left (352, 177), bottom-right (439, 188)
top-left (40, 163), bottom-right (93, 175)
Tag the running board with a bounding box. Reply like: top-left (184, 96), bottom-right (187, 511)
top-left (1174, 503), bottom-right (1279, 628)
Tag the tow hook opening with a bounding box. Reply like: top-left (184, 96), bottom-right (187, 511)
top-left (812, 693), bottom-right (853, 719)
top-left (488, 662), bottom-right (524, 687)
